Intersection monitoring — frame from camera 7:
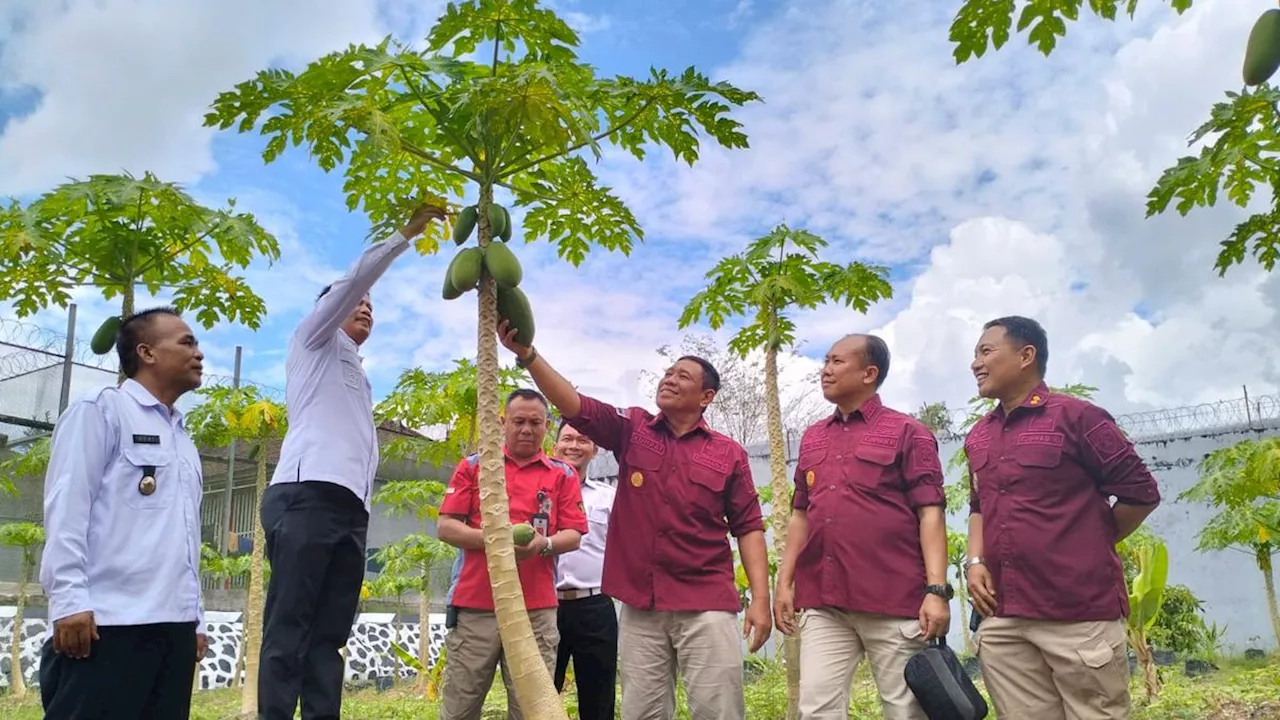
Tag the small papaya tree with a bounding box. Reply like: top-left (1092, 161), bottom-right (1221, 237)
top-left (1125, 539), bottom-right (1169, 699)
top-left (0, 523), bottom-right (43, 699)
top-left (0, 172), bottom-right (280, 378)
top-left (1180, 437), bottom-right (1280, 647)
top-left (206, 5), bottom-right (760, 708)
top-left (186, 386), bottom-right (287, 711)
top-left (945, 529), bottom-right (975, 654)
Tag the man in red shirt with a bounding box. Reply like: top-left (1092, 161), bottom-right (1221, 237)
top-left (436, 389), bottom-right (589, 720)
top-left (773, 334), bottom-right (950, 720)
top-left (964, 316), bottom-right (1160, 719)
top-left (499, 321), bottom-right (772, 720)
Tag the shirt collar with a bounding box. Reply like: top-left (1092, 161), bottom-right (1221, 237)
top-left (503, 446), bottom-right (552, 469)
top-left (991, 381), bottom-right (1052, 421)
top-left (827, 393), bottom-right (884, 425)
top-left (121, 379), bottom-right (184, 426)
top-left (647, 412), bottom-right (712, 436)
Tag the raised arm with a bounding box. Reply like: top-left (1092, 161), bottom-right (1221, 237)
top-left (296, 205), bottom-right (443, 350)
top-left (40, 400), bottom-right (112, 626)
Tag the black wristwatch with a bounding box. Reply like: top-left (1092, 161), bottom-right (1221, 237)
top-left (925, 583), bottom-right (955, 601)
top-left (515, 347), bottom-right (539, 369)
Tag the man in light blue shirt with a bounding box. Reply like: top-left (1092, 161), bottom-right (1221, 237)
top-left (39, 307), bottom-right (207, 719)
top-left (258, 204), bottom-right (443, 720)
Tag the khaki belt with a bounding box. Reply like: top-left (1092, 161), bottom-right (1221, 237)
top-left (557, 588), bottom-right (602, 601)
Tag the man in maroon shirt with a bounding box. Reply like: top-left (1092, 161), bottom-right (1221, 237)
top-left (964, 316), bottom-right (1160, 719)
top-left (773, 334), bottom-right (950, 720)
top-left (498, 320), bottom-right (772, 720)
top-left (436, 389), bottom-right (589, 720)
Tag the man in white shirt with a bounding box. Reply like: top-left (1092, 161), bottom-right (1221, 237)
top-left (39, 307), bottom-right (208, 719)
top-left (551, 420), bottom-right (618, 720)
top-left (258, 204), bottom-right (443, 720)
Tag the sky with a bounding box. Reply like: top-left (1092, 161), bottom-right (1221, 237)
top-left (1, 0), bottom-right (1278, 429)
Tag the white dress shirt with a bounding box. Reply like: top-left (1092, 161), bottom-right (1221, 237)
top-left (270, 232), bottom-right (411, 509)
top-left (555, 476), bottom-right (616, 591)
top-left (39, 379), bottom-right (205, 635)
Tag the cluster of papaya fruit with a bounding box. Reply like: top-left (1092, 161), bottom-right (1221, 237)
top-left (445, 203), bottom-right (536, 346)
top-left (1244, 8), bottom-right (1280, 86)
top-left (89, 316), bottom-right (122, 355)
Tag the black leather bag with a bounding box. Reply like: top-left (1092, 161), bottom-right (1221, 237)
top-left (903, 636), bottom-right (989, 720)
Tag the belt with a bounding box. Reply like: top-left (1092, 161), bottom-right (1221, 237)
top-left (557, 588), bottom-right (602, 601)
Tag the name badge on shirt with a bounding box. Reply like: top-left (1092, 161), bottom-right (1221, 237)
top-left (132, 434), bottom-right (160, 445)
top-left (532, 490), bottom-right (552, 536)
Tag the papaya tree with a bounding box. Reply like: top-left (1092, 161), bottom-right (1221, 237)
top-left (677, 223), bottom-right (893, 717)
top-left (370, 481), bottom-right (456, 694)
top-left (205, 1), bottom-right (759, 712)
top-left (945, 529), bottom-right (976, 654)
top-left (1180, 437), bottom-right (1280, 646)
top-left (372, 357), bottom-right (524, 693)
top-left (0, 522), bottom-right (43, 699)
top-left (0, 172), bottom-right (280, 375)
top-left (949, 1), bottom-right (1280, 277)
top-left (186, 386), bottom-right (287, 711)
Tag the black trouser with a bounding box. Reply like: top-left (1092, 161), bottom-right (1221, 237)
top-left (258, 481), bottom-right (369, 720)
top-left (553, 593), bottom-right (619, 720)
top-left (40, 621), bottom-right (197, 719)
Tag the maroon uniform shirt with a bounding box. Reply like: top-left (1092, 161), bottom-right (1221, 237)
top-left (791, 394), bottom-right (946, 618)
top-left (566, 394), bottom-right (765, 613)
top-left (966, 383), bottom-right (1161, 622)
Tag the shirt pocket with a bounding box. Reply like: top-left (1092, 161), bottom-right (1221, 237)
top-left (338, 349), bottom-right (365, 392)
top-left (851, 441), bottom-right (898, 491)
top-left (1013, 443), bottom-right (1064, 470)
top-left (120, 445), bottom-right (174, 511)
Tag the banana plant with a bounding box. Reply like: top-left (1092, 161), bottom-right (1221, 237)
top-left (1127, 540), bottom-right (1169, 700)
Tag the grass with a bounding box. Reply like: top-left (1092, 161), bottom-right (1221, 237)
top-left (1, 654), bottom-right (1276, 719)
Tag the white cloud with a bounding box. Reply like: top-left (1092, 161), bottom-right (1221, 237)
top-left (0, 0), bottom-right (444, 196)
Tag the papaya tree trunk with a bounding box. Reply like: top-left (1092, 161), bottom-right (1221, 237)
top-left (117, 285), bottom-right (135, 384)
top-left (474, 184), bottom-right (568, 720)
top-left (1257, 544), bottom-right (1280, 647)
top-left (8, 557), bottom-right (30, 699)
top-left (956, 586), bottom-right (974, 655)
top-left (239, 451), bottom-right (270, 712)
top-left (416, 582), bottom-right (431, 695)
top-left (763, 337), bottom-right (799, 720)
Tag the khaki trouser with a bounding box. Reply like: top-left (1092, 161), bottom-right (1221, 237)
top-left (977, 616), bottom-right (1130, 720)
top-left (618, 604), bottom-right (745, 720)
top-left (440, 608), bottom-right (559, 720)
top-left (797, 608), bottom-right (928, 720)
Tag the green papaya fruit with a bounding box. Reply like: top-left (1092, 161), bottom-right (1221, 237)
top-left (448, 247), bottom-right (484, 293)
top-left (512, 522), bottom-right (536, 546)
top-left (452, 206), bottom-right (478, 246)
top-left (499, 206), bottom-right (513, 243)
top-left (1244, 9), bottom-right (1280, 86)
top-left (496, 286), bottom-right (535, 347)
top-left (442, 272), bottom-right (463, 300)
top-left (89, 316), bottom-right (121, 355)
top-left (483, 242), bottom-right (523, 289)
top-left (487, 204), bottom-right (507, 240)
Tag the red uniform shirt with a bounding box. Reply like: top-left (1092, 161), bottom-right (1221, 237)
top-left (966, 383), bottom-right (1161, 622)
top-left (439, 449), bottom-right (588, 611)
top-left (567, 394), bottom-right (765, 613)
top-left (790, 394), bottom-right (945, 618)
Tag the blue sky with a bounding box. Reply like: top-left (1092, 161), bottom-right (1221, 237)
top-left (2, 0), bottom-right (1279, 423)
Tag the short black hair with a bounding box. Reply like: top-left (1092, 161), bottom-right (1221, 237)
top-left (984, 316), bottom-right (1049, 378)
top-left (848, 334), bottom-right (890, 389)
top-left (506, 388), bottom-right (549, 409)
top-left (318, 284), bottom-right (332, 301)
top-left (117, 307), bottom-right (182, 379)
top-left (676, 355), bottom-right (721, 393)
